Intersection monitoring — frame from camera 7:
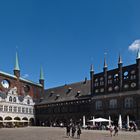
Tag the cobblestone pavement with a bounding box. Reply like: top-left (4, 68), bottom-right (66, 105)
top-left (0, 127), bottom-right (140, 140)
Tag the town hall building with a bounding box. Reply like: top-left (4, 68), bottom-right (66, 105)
top-left (0, 51), bottom-right (140, 128)
top-left (35, 51), bottom-right (140, 128)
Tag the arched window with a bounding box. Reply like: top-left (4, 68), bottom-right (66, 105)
top-left (9, 96), bottom-right (12, 102)
top-left (95, 100), bottom-right (102, 110)
top-left (13, 97), bottom-right (16, 102)
top-left (100, 77), bottom-right (104, 86)
top-left (109, 99), bottom-right (117, 109)
top-left (27, 99), bottom-right (30, 105)
top-left (114, 74), bottom-right (119, 82)
top-left (125, 97), bottom-right (133, 108)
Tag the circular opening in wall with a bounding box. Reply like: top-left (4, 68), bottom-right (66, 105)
top-left (1, 79), bottom-right (10, 89)
top-left (24, 85), bottom-right (30, 92)
top-left (124, 71), bottom-right (128, 76)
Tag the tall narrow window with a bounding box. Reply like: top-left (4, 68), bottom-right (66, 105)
top-left (95, 100), bottom-right (102, 110)
top-left (109, 99), bottom-right (117, 109)
top-left (125, 97), bottom-right (133, 108)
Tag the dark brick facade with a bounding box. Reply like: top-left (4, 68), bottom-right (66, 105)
top-left (0, 71), bottom-right (44, 102)
top-left (35, 55), bottom-right (140, 127)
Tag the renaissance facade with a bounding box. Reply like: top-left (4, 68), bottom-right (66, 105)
top-left (0, 53), bottom-right (44, 126)
top-left (35, 51), bottom-right (140, 128)
top-left (0, 87), bottom-right (35, 126)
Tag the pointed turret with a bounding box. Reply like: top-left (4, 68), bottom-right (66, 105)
top-left (14, 52), bottom-right (20, 77)
top-left (90, 64), bottom-right (94, 95)
top-left (39, 67), bottom-right (45, 88)
top-left (118, 53), bottom-right (123, 64)
top-left (40, 67), bottom-right (44, 80)
top-left (136, 49), bottom-right (140, 89)
top-left (103, 54), bottom-right (108, 93)
top-left (104, 56), bottom-right (107, 68)
top-left (90, 64), bottom-right (94, 72)
top-left (118, 53), bottom-right (123, 91)
top-left (137, 49), bottom-right (140, 59)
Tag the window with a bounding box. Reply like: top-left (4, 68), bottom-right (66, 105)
top-left (124, 84), bottom-right (129, 89)
top-left (125, 97), bottom-right (133, 108)
top-left (130, 75), bottom-right (136, 80)
top-left (108, 75), bottom-right (112, 84)
top-left (108, 87), bottom-right (113, 92)
top-left (109, 99), bottom-right (117, 109)
top-left (18, 107), bottom-right (21, 113)
top-left (100, 88), bottom-right (104, 93)
top-left (9, 96), bottom-right (12, 102)
top-left (13, 97), bottom-right (16, 102)
top-left (95, 78), bottom-right (99, 87)
top-left (114, 85), bottom-right (119, 91)
top-left (14, 106), bottom-right (17, 112)
top-left (131, 82), bottom-right (136, 88)
top-left (29, 108), bottom-right (32, 114)
top-left (27, 99), bottom-right (30, 105)
top-left (95, 101), bottom-right (102, 110)
top-left (0, 105), bottom-right (3, 111)
top-left (130, 71), bottom-right (136, 80)
top-left (114, 74), bottom-right (119, 82)
top-left (22, 107), bottom-right (25, 113)
top-left (9, 106), bottom-right (12, 112)
top-left (123, 71), bottom-right (129, 80)
top-left (100, 77), bottom-right (104, 86)
top-left (95, 89), bottom-right (99, 93)
top-left (4, 106), bottom-right (8, 112)
top-left (1, 79), bottom-right (10, 89)
top-left (108, 79), bottom-right (112, 84)
top-left (26, 108), bottom-right (28, 113)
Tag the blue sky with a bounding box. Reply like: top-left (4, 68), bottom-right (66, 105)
top-left (0, 0), bottom-right (140, 88)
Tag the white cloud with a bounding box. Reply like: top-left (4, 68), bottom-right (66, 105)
top-left (22, 74), bottom-right (29, 79)
top-left (129, 40), bottom-right (140, 52)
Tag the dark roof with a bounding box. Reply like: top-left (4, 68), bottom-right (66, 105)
top-left (39, 80), bottom-right (91, 104)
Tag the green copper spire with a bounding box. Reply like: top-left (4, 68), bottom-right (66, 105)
top-left (118, 53), bottom-right (123, 64)
top-left (137, 49), bottom-right (140, 59)
top-left (104, 56), bottom-right (107, 68)
top-left (90, 64), bottom-right (94, 72)
top-left (40, 67), bottom-right (44, 80)
top-left (14, 52), bottom-right (20, 71)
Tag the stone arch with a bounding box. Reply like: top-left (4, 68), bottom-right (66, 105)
top-left (14, 117), bottom-right (21, 121)
top-left (0, 116), bottom-right (3, 120)
top-left (14, 117), bottom-right (21, 127)
top-left (22, 117), bottom-right (28, 121)
top-left (22, 117), bottom-right (28, 127)
top-left (5, 116), bottom-right (12, 120)
top-left (0, 116), bottom-right (3, 128)
top-left (29, 118), bottom-right (35, 126)
top-left (4, 116), bottom-right (12, 127)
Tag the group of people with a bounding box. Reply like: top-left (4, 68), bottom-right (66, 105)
top-left (109, 125), bottom-right (119, 137)
top-left (66, 123), bottom-right (81, 139)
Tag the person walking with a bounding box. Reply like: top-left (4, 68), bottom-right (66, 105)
top-left (109, 125), bottom-right (113, 137)
top-left (114, 125), bottom-right (118, 136)
top-left (66, 124), bottom-right (71, 137)
top-left (71, 124), bottom-right (76, 138)
top-left (77, 124), bottom-right (81, 139)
